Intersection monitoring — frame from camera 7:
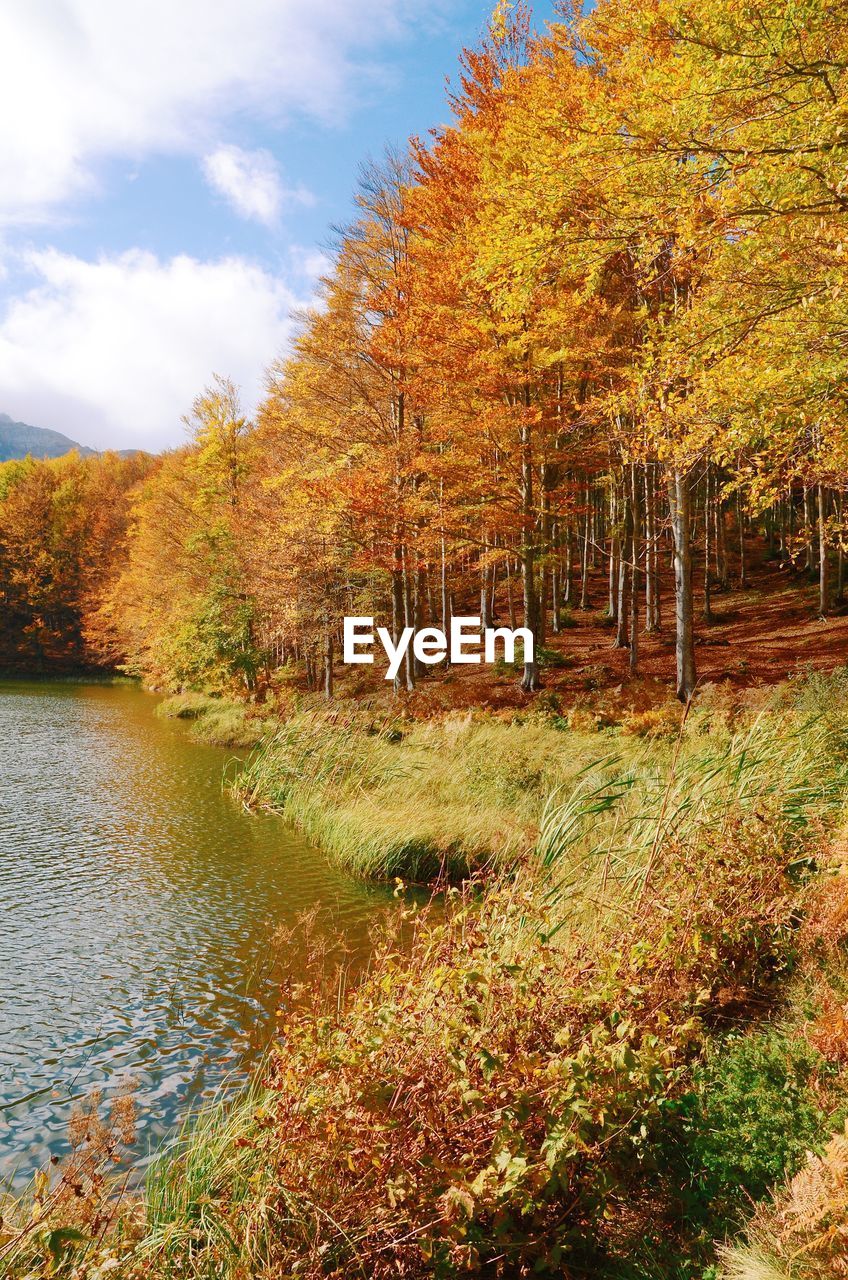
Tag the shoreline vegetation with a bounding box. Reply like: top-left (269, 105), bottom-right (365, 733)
top-left (4, 669), bottom-right (848, 1278)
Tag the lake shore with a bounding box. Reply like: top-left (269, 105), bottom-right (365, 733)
top-left (7, 669), bottom-right (848, 1278)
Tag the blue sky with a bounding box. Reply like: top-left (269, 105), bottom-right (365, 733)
top-left (0, 1), bottom-right (558, 451)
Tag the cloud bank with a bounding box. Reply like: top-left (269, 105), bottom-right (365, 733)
top-left (0, 0), bottom-right (408, 225)
top-left (0, 249), bottom-right (304, 450)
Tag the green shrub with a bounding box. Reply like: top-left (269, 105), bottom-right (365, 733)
top-left (689, 1029), bottom-right (830, 1208)
top-left (492, 641), bottom-right (571, 677)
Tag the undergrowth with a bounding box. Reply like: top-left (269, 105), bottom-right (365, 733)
top-left (232, 707), bottom-right (672, 878)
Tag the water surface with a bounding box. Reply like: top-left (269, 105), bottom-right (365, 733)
top-left (0, 681), bottom-right (387, 1182)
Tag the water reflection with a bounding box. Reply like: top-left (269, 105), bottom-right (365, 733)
top-left (0, 682), bottom-right (388, 1183)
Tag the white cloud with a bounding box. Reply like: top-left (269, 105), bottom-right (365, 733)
top-left (0, 248), bottom-right (303, 449)
top-left (289, 245), bottom-right (334, 281)
top-left (0, 0), bottom-right (413, 225)
top-left (202, 145), bottom-right (313, 226)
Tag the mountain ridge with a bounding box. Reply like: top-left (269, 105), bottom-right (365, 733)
top-left (0, 414), bottom-right (145, 461)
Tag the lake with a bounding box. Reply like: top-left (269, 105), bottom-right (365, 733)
top-left (0, 681), bottom-right (388, 1184)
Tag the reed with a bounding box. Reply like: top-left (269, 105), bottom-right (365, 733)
top-left (156, 692), bottom-right (276, 748)
top-left (232, 709), bottom-right (664, 879)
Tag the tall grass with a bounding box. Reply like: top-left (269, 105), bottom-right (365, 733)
top-left (156, 692), bottom-right (277, 748)
top-left (233, 672), bottom-right (848, 883)
top-left (233, 709), bottom-right (667, 879)
top-left (537, 700), bottom-right (848, 924)
top-left (136, 1078), bottom-right (280, 1280)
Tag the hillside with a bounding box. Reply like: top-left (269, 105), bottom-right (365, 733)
top-left (0, 413), bottom-right (96, 461)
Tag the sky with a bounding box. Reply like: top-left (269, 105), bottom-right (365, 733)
top-left (0, 0), bottom-right (558, 452)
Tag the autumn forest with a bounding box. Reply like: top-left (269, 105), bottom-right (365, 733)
top-left (1, 0), bottom-right (845, 707)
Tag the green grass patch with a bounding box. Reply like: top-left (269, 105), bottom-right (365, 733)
top-left (232, 708), bottom-right (670, 879)
top-left (155, 692), bottom-right (278, 748)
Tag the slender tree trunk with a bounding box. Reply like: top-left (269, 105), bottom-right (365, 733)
top-left (506, 557), bottom-right (516, 629)
top-left (480, 554), bottom-right (492, 632)
top-left (819, 483), bottom-right (830, 616)
top-left (767, 503), bottom-right (776, 558)
top-left (644, 464), bottom-right (660, 633)
top-left (563, 524), bottom-right (573, 606)
top-left (323, 633), bottom-right (334, 699)
top-left (609, 484), bottom-right (620, 625)
top-left (440, 525), bottom-right (451, 669)
top-left (520, 418), bottom-right (540, 692)
top-left (392, 553), bottom-right (404, 694)
top-left (579, 487), bottom-right (591, 610)
top-left (629, 463), bottom-right (641, 675)
top-left (551, 523), bottom-right (561, 635)
top-left (521, 545), bottom-right (540, 691)
top-left (837, 493), bottom-right (845, 605)
top-left (539, 487), bottom-right (550, 644)
top-left (668, 467), bottom-right (697, 702)
top-left (737, 489), bottom-right (747, 587)
top-left (703, 463), bottom-right (714, 623)
top-left (715, 494), bottom-right (728, 589)
top-left (615, 489), bottom-right (631, 650)
top-left (402, 546), bottom-right (416, 691)
top-left (804, 486), bottom-right (815, 575)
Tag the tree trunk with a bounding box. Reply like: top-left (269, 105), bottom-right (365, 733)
top-left (440, 525), bottom-right (451, 668)
top-left (703, 463), bottom-right (714, 623)
top-left (629, 463), bottom-right (641, 675)
top-left (579, 487), bottom-right (591, 610)
top-left (645, 463), bottom-right (661, 633)
top-left (480, 556), bottom-right (492, 632)
top-left (519, 420), bottom-right (540, 692)
top-left (402, 545), bottom-right (416, 691)
top-left (323, 632), bottom-right (334, 699)
top-left (819, 484), bottom-right (830, 616)
top-left (715, 494), bottom-right (728, 589)
top-left (551, 524), bottom-right (561, 634)
top-left (563, 524), bottom-right (573, 606)
top-left (539, 488), bottom-right (550, 644)
top-left (391, 555), bottom-right (404, 694)
top-left (609, 484), bottom-right (620, 625)
top-left (804, 486), bottom-right (815, 575)
top-left (521, 545), bottom-right (540, 691)
top-left (506, 557), bottom-right (516, 629)
top-left (615, 489), bottom-right (631, 650)
top-left (837, 493), bottom-right (845, 605)
top-left (668, 468), bottom-right (697, 702)
top-left (737, 489), bottom-right (747, 587)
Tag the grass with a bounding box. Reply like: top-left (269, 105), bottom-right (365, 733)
top-left (232, 673), bottom-right (848, 882)
top-left (230, 708), bottom-right (659, 879)
top-left (132, 1077), bottom-right (280, 1279)
top-left (155, 692), bottom-right (278, 749)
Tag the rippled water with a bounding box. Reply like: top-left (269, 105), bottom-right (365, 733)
top-left (0, 681), bottom-right (389, 1184)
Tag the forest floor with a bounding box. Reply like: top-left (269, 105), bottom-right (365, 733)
top-left (164, 537), bottom-right (848, 749)
top-left (319, 538), bottom-right (848, 720)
